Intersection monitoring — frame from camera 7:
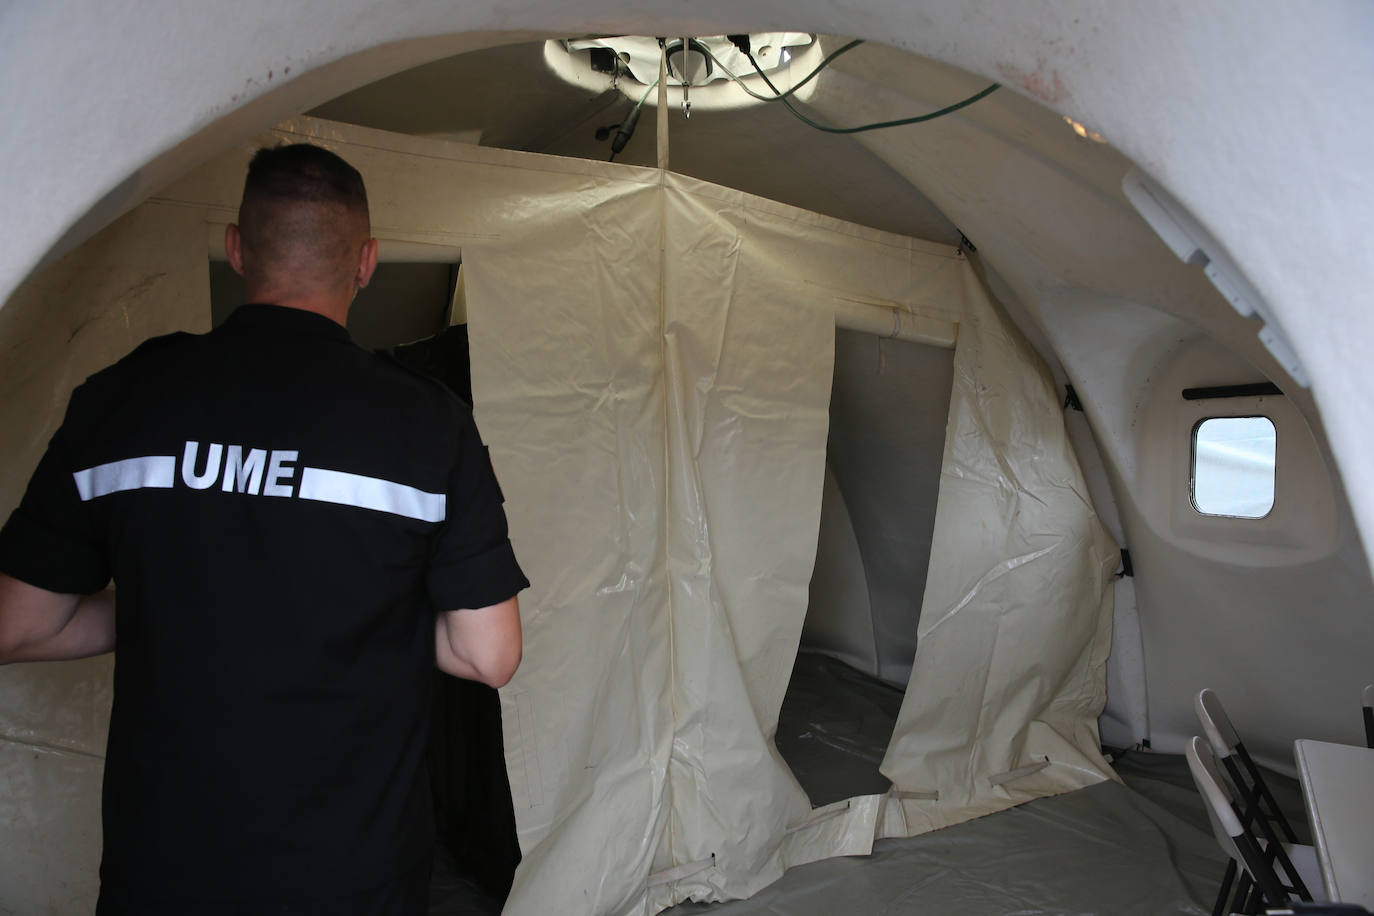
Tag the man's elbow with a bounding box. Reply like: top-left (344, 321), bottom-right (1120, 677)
top-left (0, 632), bottom-right (23, 665)
top-left (0, 615), bottom-right (38, 664)
top-left (476, 641), bottom-right (522, 688)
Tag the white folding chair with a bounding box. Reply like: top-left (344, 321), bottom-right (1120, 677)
top-left (1195, 689), bottom-right (1316, 909)
top-left (1187, 736), bottom-right (1321, 915)
top-left (1195, 689), bottom-right (1306, 849)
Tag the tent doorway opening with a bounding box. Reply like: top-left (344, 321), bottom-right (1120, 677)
top-left (776, 328), bottom-right (954, 808)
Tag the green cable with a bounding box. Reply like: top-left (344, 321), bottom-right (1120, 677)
top-left (745, 49), bottom-right (999, 134)
top-left (637, 77), bottom-right (660, 108)
top-left (699, 41), bottom-right (999, 133)
top-left (785, 77), bottom-right (999, 133)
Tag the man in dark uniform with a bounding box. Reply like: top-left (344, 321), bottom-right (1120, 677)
top-left (0, 144), bottom-right (528, 914)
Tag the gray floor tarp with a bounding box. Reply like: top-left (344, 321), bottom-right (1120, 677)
top-left (665, 773), bottom-right (1220, 915)
top-left (658, 653), bottom-right (1309, 915)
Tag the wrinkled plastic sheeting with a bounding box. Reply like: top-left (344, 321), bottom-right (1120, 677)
top-left (454, 154), bottom-right (1114, 911)
top-left (462, 174), bottom-right (672, 916)
top-left (879, 275), bottom-right (1120, 835)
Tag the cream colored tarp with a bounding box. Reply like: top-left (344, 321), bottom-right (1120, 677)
top-left (0, 117), bottom-right (1115, 915)
top-left (460, 159), bottom-right (1118, 910)
top-left (879, 265), bottom-right (1121, 836)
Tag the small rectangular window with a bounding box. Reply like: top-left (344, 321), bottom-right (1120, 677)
top-left (1191, 416), bottom-right (1276, 518)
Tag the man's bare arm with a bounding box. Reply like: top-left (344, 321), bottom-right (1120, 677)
top-left (0, 574), bottom-right (115, 664)
top-left (435, 596), bottom-right (522, 688)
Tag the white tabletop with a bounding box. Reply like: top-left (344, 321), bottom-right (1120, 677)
top-left (1293, 738), bottom-right (1374, 907)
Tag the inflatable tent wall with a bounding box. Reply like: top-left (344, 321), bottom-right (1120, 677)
top-left (2, 4), bottom-right (1372, 914)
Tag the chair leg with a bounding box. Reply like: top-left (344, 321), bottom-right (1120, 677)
top-left (1213, 859), bottom-right (1237, 916)
top-left (1235, 871), bottom-right (1258, 915)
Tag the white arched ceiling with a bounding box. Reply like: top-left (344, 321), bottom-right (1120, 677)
top-left (3, 1), bottom-right (1372, 565)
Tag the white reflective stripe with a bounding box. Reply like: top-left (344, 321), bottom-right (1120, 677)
top-left (72, 455), bottom-right (176, 501)
top-left (296, 467), bottom-right (446, 522)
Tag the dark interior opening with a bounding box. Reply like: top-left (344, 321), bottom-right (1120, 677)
top-left (776, 328), bottom-right (954, 808)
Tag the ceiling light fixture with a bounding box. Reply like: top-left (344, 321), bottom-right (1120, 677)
top-left (545, 34), bottom-right (822, 114)
top-left (564, 34), bottom-right (811, 87)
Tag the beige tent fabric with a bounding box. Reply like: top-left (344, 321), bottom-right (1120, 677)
top-left (462, 176), bottom-right (677, 915)
top-left (464, 162), bottom-right (1115, 912)
top-left (878, 270), bottom-right (1121, 837)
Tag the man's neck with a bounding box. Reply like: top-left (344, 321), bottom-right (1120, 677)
top-left (246, 291), bottom-right (350, 328)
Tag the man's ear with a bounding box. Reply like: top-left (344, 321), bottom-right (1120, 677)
top-left (225, 224), bottom-right (246, 277)
top-left (356, 237), bottom-right (379, 289)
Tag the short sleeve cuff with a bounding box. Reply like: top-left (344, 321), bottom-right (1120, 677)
top-left (427, 539), bottom-right (529, 611)
top-left (0, 508), bottom-right (110, 595)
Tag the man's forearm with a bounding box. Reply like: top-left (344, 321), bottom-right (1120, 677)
top-left (435, 597), bottom-right (522, 687)
top-left (434, 614), bottom-right (486, 682)
top-left (0, 581), bottom-right (115, 664)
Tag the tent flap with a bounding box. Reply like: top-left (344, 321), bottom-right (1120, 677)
top-left (880, 272), bottom-right (1119, 830)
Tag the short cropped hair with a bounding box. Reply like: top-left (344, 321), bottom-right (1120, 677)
top-left (241, 143), bottom-right (369, 224)
top-left (236, 144), bottom-right (370, 288)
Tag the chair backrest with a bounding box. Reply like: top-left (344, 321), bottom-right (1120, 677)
top-left (1186, 736), bottom-right (1290, 906)
top-left (1187, 736), bottom-right (1245, 859)
top-left (1364, 684), bottom-right (1374, 749)
top-left (1196, 688), bottom-right (1240, 759)
top-left (1194, 687), bottom-right (1303, 849)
